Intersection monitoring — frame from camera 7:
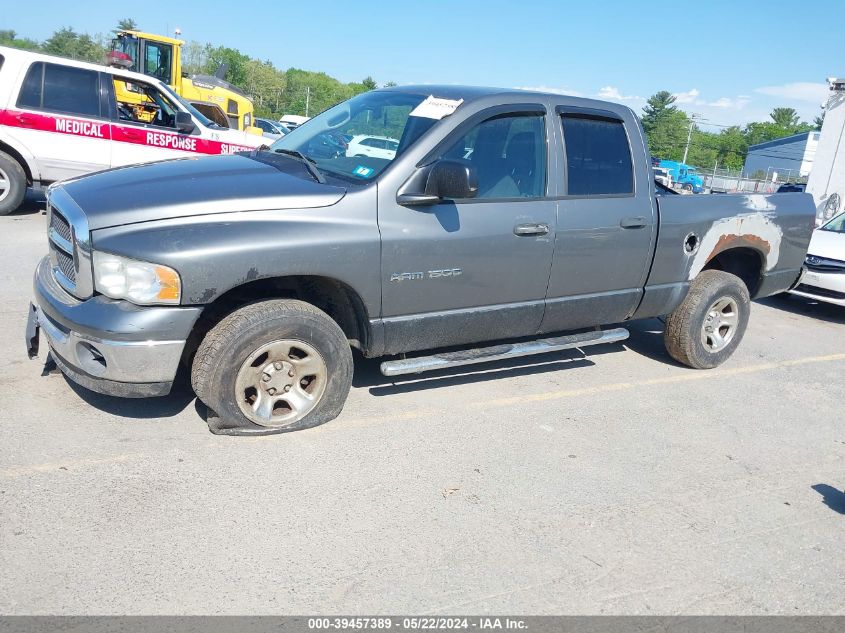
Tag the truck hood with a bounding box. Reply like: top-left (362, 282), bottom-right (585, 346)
top-left (58, 153), bottom-right (347, 230)
top-left (807, 227), bottom-right (845, 259)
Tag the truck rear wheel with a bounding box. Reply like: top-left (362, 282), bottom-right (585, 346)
top-left (664, 270), bottom-right (750, 369)
top-left (191, 299), bottom-right (353, 435)
top-left (0, 151), bottom-right (27, 216)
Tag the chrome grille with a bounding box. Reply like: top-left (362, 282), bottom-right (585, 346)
top-left (49, 209), bottom-right (72, 244)
top-left (48, 204), bottom-right (77, 288)
top-left (45, 188), bottom-right (92, 299)
top-left (55, 247), bottom-right (76, 283)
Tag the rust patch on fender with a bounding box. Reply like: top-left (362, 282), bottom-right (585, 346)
top-left (707, 232), bottom-right (771, 263)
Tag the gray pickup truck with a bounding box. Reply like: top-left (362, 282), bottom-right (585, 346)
top-left (26, 86), bottom-right (816, 435)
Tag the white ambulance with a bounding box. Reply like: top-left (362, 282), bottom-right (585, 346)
top-left (0, 46), bottom-right (268, 215)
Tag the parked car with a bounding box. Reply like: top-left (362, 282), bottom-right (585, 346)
top-left (790, 211), bottom-right (845, 306)
top-left (25, 86), bottom-right (815, 436)
top-left (659, 160), bottom-right (704, 193)
top-left (346, 134), bottom-right (400, 160)
top-left (254, 118), bottom-right (291, 139)
top-left (279, 114), bottom-right (309, 129)
top-left (777, 183), bottom-right (806, 193)
top-left (0, 46), bottom-right (267, 215)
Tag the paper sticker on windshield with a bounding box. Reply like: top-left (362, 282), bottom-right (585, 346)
top-left (353, 165), bottom-right (375, 178)
top-left (410, 95), bottom-right (464, 120)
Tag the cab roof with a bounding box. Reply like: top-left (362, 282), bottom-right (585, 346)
top-left (379, 84), bottom-right (636, 118)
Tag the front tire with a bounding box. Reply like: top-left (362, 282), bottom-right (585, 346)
top-left (664, 270), bottom-right (750, 369)
top-left (192, 299), bottom-right (353, 435)
top-left (0, 151), bottom-right (27, 216)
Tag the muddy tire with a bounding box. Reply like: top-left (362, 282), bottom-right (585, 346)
top-left (0, 151), bottom-right (27, 216)
top-left (192, 299), bottom-right (353, 435)
top-left (664, 270), bottom-right (750, 369)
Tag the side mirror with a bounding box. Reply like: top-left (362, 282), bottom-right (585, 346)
top-left (427, 160), bottom-right (478, 200)
top-left (175, 111), bottom-right (196, 134)
top-left (397, 160), bottom-right (478, 207)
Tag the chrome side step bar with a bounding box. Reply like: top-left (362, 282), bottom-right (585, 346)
top-left (379, 327), bottom-right (629, 377)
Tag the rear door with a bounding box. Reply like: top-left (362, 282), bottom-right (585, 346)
top-left (9, 61), bottom-right (111, 181)
top-left (540, 107), bottom-right (657, 333)
top-left (378, 105), bottom-right (557, 354)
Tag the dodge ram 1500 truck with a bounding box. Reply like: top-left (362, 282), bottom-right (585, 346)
top-left (25, 86), bottom-right (816, 435)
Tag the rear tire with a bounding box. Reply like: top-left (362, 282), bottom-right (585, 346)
top-left (664, 270), bottom-right (750, 369)
top-left (191, 299), bottom-right (353, 435)
top-left (0, 151), bottom-right (27, 216)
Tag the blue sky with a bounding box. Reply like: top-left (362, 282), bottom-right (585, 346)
top-left (7, 0), bottom-right (842, 127)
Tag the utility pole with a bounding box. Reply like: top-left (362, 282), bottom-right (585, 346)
top-left (682, 113), bottom-right (702, 164)
top-left (305, 87), bottom-right (311, 118)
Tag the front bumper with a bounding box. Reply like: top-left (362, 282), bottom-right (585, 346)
top-left (31, 256), bottom-right (203, 397)
top-left (789, 267), bottom-right (845, 307)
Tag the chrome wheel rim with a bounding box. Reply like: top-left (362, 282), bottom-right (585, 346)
top-left (234, 339), bottom-right (328, 428)
top-left (0, 166), bottom-right (10, 203)
top-left (701, 296), bottom-right (739, 353)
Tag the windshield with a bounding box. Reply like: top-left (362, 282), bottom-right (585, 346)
top-left (820, 212), bottom-right (845, 233)
top-left (159, 83), bottom-right (222, 129)
top-left (269, 91), bottom-right (436, 182)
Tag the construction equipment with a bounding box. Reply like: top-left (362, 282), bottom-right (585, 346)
top-left (108, 30), bottom-right (260, 133)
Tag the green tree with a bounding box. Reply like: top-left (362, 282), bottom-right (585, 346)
top-left (714, 126), bottom-right (747, 171)
top-left (181, 41), bottom-right (209, 75)
top-left (114, 18), bottom-right (138, 33)
top-left (814, 110), bottom-right (825, 130)
top-left (243, 58), bottom-right (286, 116)
top-left (744, 119), bottom-right (813, 147)
top-left (641, 90), bottom-right (677, 135)
top-left (42, 27), bottom-right (105, 63)
top-left (361, 76), bottom-right (377, 90)
top-left (204, 45), bottom-right (251, 85)
top-left (770, 107), bottom-right (799, 127)
top-left (0, 29), bottom-right (41, 51)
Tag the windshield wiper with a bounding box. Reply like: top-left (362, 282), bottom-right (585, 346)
top-left (273, 148), bottom-right (326, 184)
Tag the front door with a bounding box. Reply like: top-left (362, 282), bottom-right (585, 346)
top-left (379, 107), bottom-right (556, 355)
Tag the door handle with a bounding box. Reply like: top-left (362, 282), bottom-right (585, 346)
top-left (514, 223), bottom-right (549, 237)
top-left (620, 216), bottom-right (647, 229)
top-left (15, 114), bottom-right (37, 128)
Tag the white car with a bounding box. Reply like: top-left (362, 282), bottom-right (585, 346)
top-left (346, 135), bottom-right (399, 160)
top-left (279, 114), bottom-right (309, 129)
top-left (0, 46), bottom-right (267, 215)
top-left (790, 211), bottom-right (845, 306)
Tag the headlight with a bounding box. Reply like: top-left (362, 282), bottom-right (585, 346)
top-left (93, 252), bottom-right (181, 305)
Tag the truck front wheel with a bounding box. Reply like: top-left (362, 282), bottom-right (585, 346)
top-left (191, 299), bottom-right (353, 435)
top-left (0, 151), bottom-right (27, 216)
top-left (663, 270), bottom-right (750, 369)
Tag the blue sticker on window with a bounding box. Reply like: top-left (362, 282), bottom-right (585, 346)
top-left (353, 165), bottom-right (375, 178)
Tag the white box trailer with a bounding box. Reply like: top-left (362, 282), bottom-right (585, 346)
top-left (806, 78), bottom-right (845, 225)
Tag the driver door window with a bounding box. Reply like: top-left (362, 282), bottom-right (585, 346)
top-left (112, 77), bottom-right (178, 130)
top-left (439, 113), bottom-right (546, 199)
top-left (110, 76), bottom-right (194, 170)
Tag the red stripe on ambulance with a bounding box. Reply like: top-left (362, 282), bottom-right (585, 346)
top-left (1, 109), bottom-right (256, 156)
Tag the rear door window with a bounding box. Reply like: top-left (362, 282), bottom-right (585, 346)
top-left (17, 62), bottom-right (44, 110)
top-left (17, 62), bottom-right (101, 118)
top-left (561, 115), bottom-right (633, 196)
